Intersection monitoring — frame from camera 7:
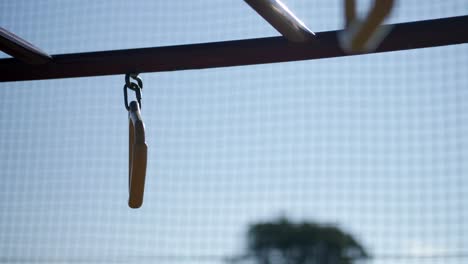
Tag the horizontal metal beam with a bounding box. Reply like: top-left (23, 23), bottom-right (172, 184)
top-left (0, 15), bottom-right (467, 82)
top-left (0, 27), bottom-right (52, 65)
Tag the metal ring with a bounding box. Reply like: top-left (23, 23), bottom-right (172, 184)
top-left (124, 83), bottom-right (142, 110)
top-left (125, 73), bottom-right (143, 90)
top-left (123, 84), bottom-right (130, 110)
top-left (135, 87), bottom-right (142, 109)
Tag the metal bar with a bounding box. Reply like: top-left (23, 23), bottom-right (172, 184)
top-left (0, 15), bottom-right (467, 82)
top-left (0, 27), bottom-right (52, 64)
top-left (244, 0), bottom-right (315, 42)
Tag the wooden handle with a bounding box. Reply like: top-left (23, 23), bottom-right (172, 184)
top-left (342, 0), bottom-right (394, 52)
top-left (128, 101), bottom-right (148, 209)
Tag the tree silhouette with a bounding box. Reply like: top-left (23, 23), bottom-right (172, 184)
top-left (240, 218), bottom-right (368, 264)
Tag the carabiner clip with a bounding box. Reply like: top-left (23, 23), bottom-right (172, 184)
top-left (124, 82), bottom-right (142, 110)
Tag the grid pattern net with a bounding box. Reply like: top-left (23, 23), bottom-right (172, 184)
top-left (0, 1), bottom-right (467, 264)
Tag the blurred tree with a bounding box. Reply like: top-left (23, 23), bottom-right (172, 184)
top-left (238, 218), bottom-right (368, 264)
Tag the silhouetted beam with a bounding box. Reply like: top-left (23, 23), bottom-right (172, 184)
top-left (0, 15), bottom-right (467, 82)
top-left (0, 27), bottom-right (52, 65)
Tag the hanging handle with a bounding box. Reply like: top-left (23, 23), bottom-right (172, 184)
top-left (340, 0), bottom-right (395, 53)
top-left (128, 100), bottom-right (148, 209)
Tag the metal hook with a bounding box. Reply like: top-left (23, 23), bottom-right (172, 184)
top-left (340, 0), bottom-right (395, 53)
top-left (128, 101), bottom-right (148, 209)
top-left (125, 73), bottom-right (143, 89)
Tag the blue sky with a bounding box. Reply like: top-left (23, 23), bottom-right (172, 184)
top-left (0, 1), bottom-right (467, 264)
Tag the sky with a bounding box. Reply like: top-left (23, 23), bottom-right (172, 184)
top-left (0, 1), bottom-right (468, 264)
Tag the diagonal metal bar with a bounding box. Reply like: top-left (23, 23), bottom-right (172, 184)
top-left (0, 15), bottom-right (467, 82)
top-left (244, 0), bottom-right (315, 42)
top-left (0, 27), bottom-right (52, 65)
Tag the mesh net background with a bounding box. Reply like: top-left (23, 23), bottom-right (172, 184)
top-left (0, 0), bottom-right (467, 263)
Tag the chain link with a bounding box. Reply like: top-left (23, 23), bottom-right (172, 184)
top-left (123, 73), bottom-right (143, 110)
